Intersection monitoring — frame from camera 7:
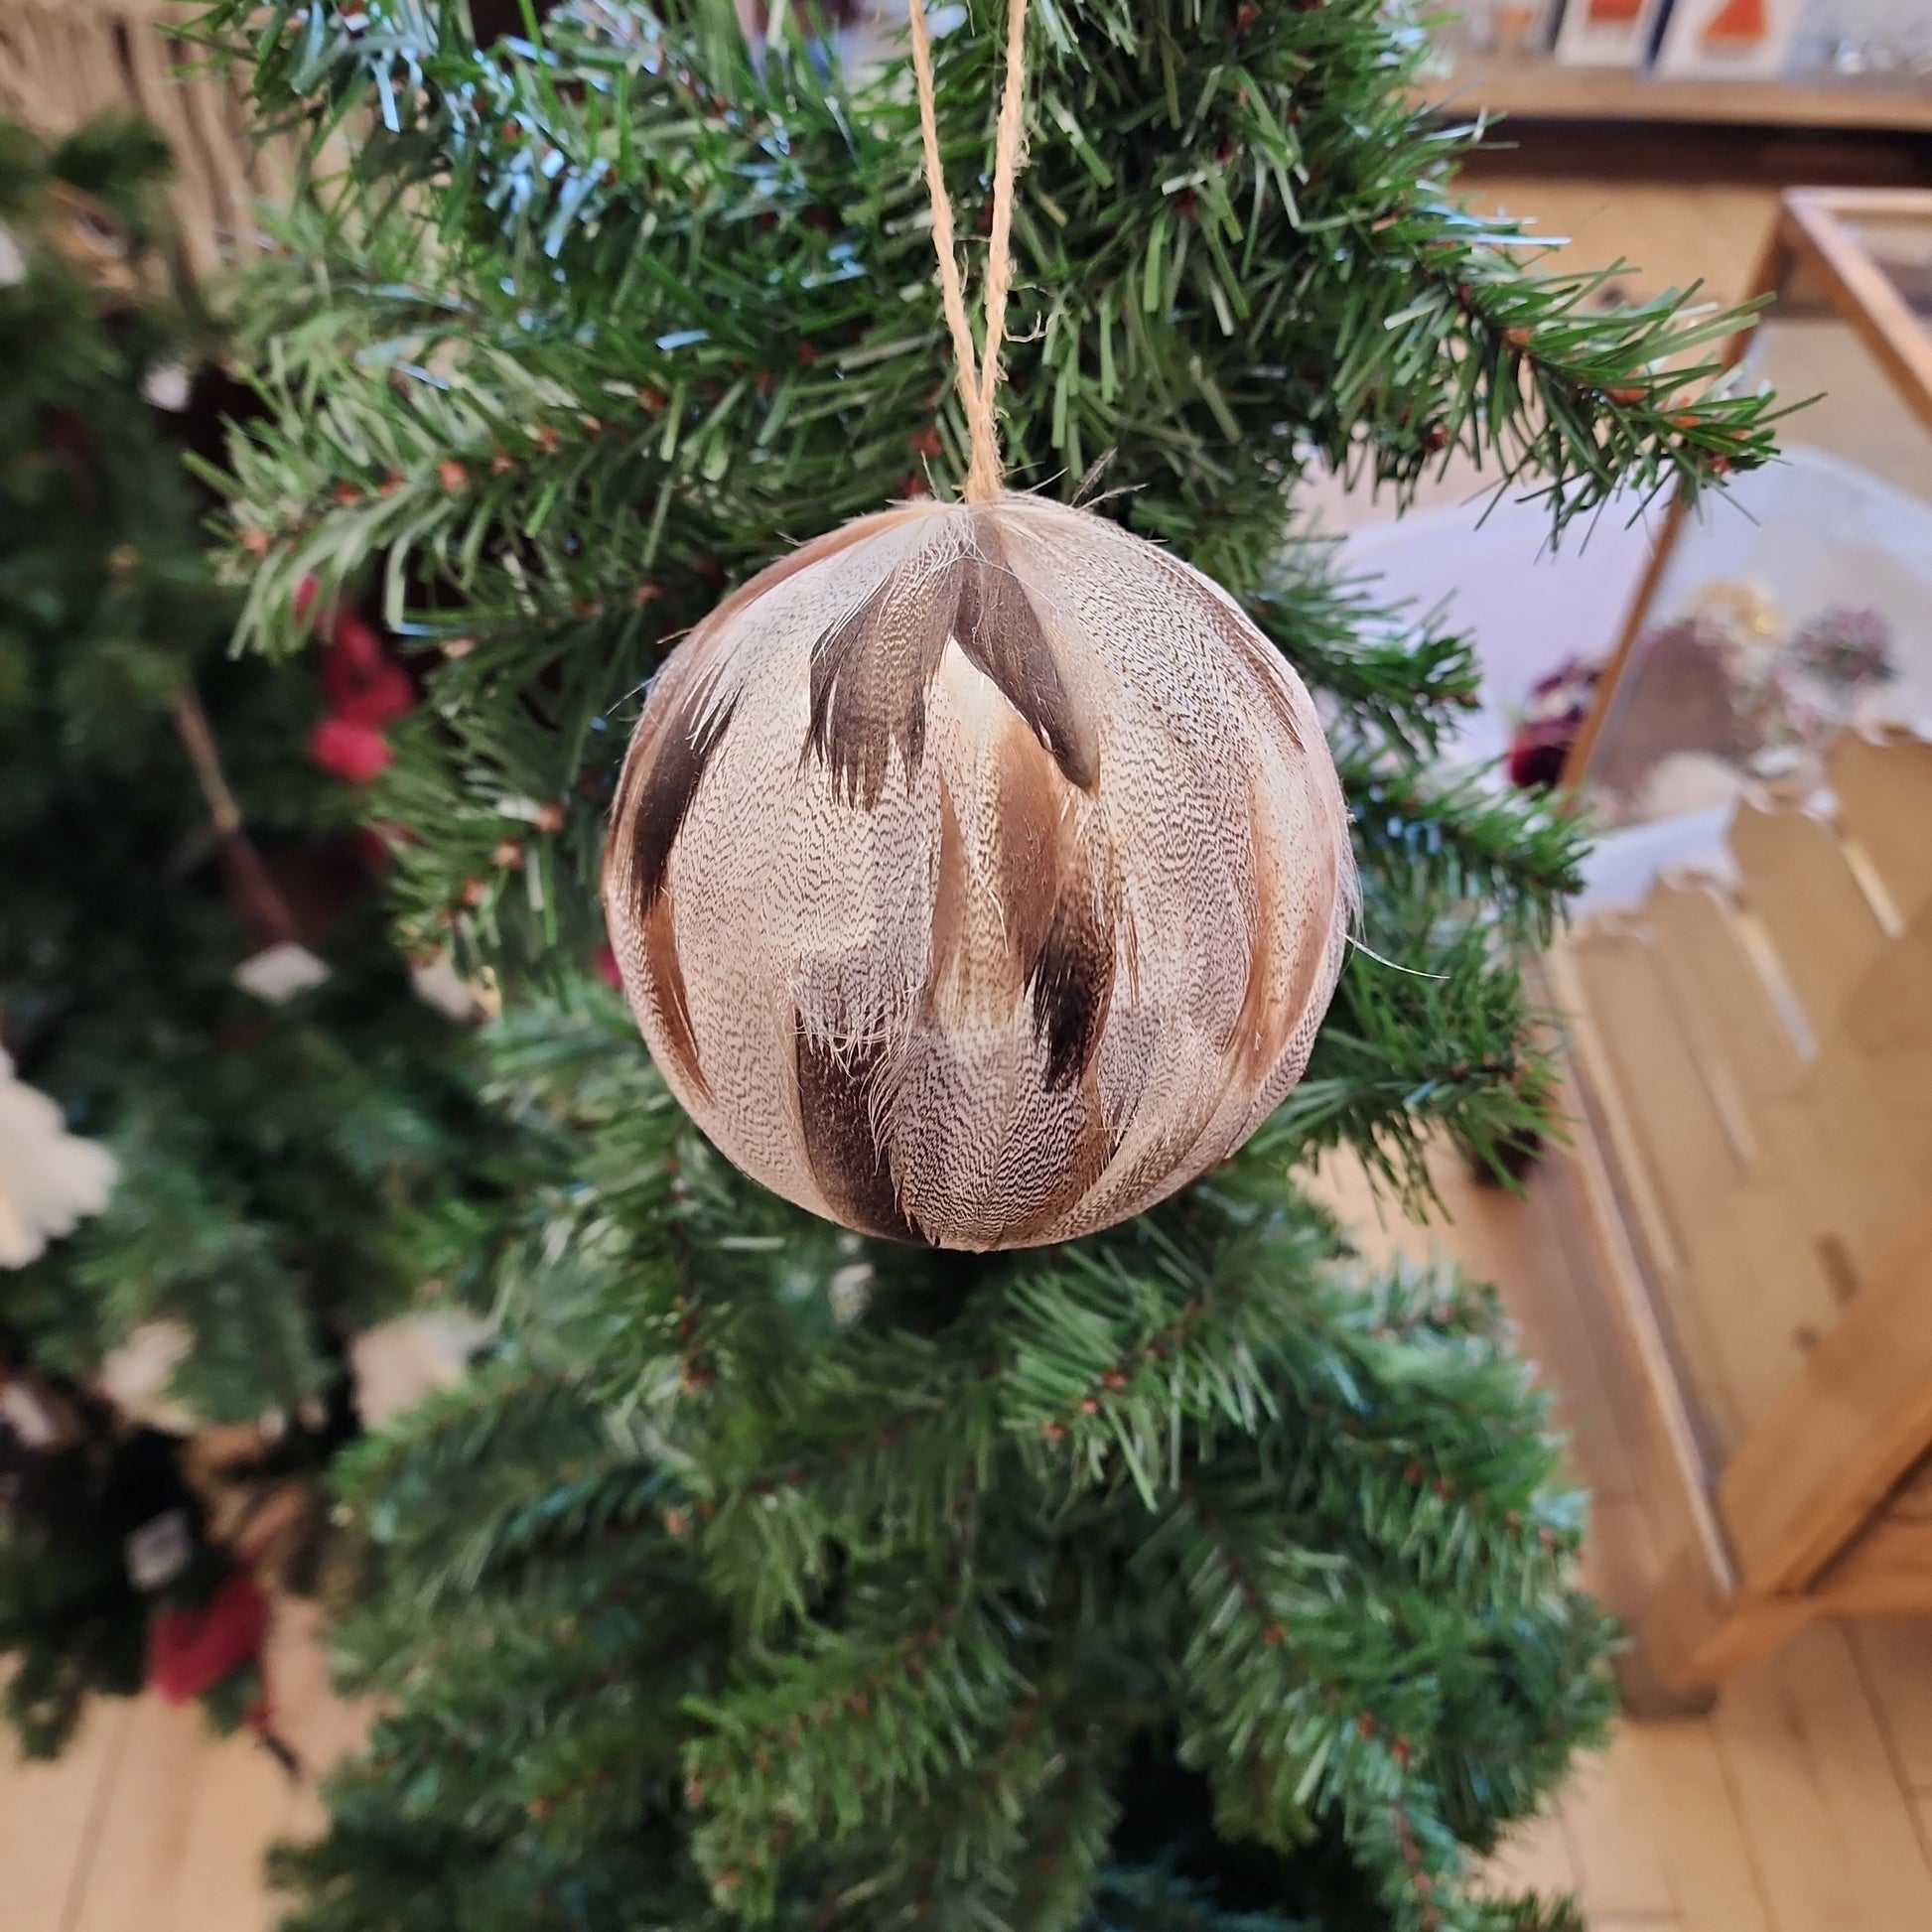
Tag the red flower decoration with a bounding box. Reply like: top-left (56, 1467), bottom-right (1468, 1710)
top-left (148, 1568), bottom-right (269, 1705)
top-left (1506, 657), bottom-right (1601, 792)
top-left (323, 616), bottom-right (414, 727)
top-left (594, 943), bottom-right (624, 991)
top-left (299, 580), bottom-right (416, 785)
top-left (310, 715), bottom-right (395, 784)
top-left (1506, 720), bottom-right (1575, 792)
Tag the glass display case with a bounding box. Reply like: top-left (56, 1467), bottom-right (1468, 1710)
top-left (1567, 189), bottom-right (1932, 826)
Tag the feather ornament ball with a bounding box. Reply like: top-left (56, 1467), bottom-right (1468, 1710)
top-left (604, 493), bottom-right (1355, 1251)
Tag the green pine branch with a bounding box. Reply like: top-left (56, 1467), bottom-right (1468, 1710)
top-left (1260, 927), bottom-right (1558, 1211)
top-left (1340, 758), bottom-right (1588, 950)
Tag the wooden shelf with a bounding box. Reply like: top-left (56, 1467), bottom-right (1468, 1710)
top-left (1421, 51), bottom-right (1932, 135)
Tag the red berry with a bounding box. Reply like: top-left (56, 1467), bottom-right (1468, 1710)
top-left (308, 715), bottom-right (393, 784)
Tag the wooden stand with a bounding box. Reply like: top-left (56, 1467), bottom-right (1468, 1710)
top-left (1551, 729), bottom-right (1932, 1709)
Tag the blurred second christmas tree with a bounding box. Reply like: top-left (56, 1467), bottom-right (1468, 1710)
top-left (0, 113), bottom-right (518, 1757)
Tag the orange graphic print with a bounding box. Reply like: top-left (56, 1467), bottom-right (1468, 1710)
top-left (1702, 0), bottom-right (1768, 46)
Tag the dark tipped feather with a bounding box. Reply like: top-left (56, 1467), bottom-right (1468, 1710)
top-left (806, 547), bottom-right (964, 807)
top-left (794, 1023), bottom-right (922, 1243)
top-left (621, 683), bottom-right (738, 915)
top-left (958, 518), bottom-right (1100, 791)
top-left (1028, 848), bottom-right (1116, 1090)
top-left (642, 893), bottom-right (709, 1101)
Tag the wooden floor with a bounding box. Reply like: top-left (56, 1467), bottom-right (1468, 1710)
top-left (0, 1594), bottom-right (364, 1932)
top-left (10, 127), bottom-right (1932, 1932)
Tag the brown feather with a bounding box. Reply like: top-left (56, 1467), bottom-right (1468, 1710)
top-left (806, 540), bottom-right (964, 807)
top-left (1168, 562), bottom-right (1308, 759)
top-left (925, 773), bottom-right (976, 1009)
top-left (987, 1075), bottom-right (1116, 1245)
top-left (1030, 828), bottom-right (1116, 1091)
top-left (703, 503), bottom-right (933, 640)
top-left (987, 705), bottom-right (1078, 983)
top-left (613, 680), bottom-right (738, 921)
top-left (958, 516), bottom-right (1100, 791)
top-left (794, 1022), bottom-right (921, 1243)
top-left (642, 893), bottom-right (709, 1101)
top-left (1227, 783), bottom-right (1281, 1085)
top-left (1259, 818), bottom-right (1341, 1078)
top-left (608, 505), bottom-right (922, 909)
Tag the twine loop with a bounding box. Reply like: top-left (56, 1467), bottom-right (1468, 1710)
top-left (905, 0), bottom-right (1031, 503)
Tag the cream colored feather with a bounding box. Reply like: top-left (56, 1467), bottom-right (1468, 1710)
top-left (604, 493), bottom-right (1355, 1251)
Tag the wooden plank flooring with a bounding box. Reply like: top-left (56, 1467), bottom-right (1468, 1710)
top-left (0, 1600), bottom-right (367, 1932)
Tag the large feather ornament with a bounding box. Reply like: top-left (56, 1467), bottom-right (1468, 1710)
top-left (604, 493), bottom-right (1355, 1250)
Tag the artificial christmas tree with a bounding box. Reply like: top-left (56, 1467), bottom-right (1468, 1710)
top-left (199, 0), bottom-right (1778, 1926)
top-left (0, 112), bottom-right (511, 1429)
top-left (0, 114), bottom-right (519, 1752)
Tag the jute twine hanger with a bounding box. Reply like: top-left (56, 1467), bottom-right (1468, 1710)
top-left (904, 0), bottom-right (1031, 504)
